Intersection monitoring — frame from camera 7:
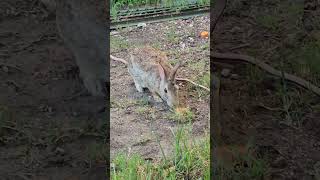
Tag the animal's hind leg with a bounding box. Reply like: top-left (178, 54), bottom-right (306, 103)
top-left (55, 0), bottom-right (108, 97)
top-left (74, 50), bottom-right (107, 97)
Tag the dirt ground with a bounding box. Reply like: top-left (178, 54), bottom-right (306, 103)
top-left (110, 16), bottom-right (210, 159)
top-left (213, 0), bottom-right (320, 179)
top-left (0, 1), bottom-right (106, 179)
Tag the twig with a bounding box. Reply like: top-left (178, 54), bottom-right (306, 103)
top-left (228, 43), bottom-right (251, 51)
top-left (175, 77), bottom-right (209, 91)
top-left (211, 0), bottom-right (227, 34)
top-left (212, 74), bottom-right (222, 145)
top-left (211, 52), bottom-right (320, 96)
top-left (0, 63), bottom-right (23, 72)
top-left (110, 55), bottom-right (128, 64)
top-left (257, 103), bottom-right (282, 111)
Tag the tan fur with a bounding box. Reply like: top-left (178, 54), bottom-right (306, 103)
top-left (128, 46), bottom-right (180, 108)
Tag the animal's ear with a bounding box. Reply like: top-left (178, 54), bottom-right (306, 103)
top-left (158, 64), bottom-right (166, 80)
top-left (169, 62), bottom-right (181, 81)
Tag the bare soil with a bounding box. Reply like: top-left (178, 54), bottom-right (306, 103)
top-left (110, 16), bottom-right (210, 159)
top-left (213, 0), bottom-right (320, 179)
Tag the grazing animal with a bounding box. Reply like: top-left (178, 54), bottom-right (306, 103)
top-left (110, 46), bottom-right (181, 108)
top-left (42, 0), bottom-right (108, 97)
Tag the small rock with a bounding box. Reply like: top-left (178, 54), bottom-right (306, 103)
top-left (72, 111), bottom-right (78, 117)
top-left (127, 27), bottom-right (134, 31)
top-left (221, 69), bottom-right (231, 77)
top-left (137, 23), bottom-right (146, 28)
top-left (2, 66), bottom-right (9, 73)
top-left (180, 42), bottom-right (186, 49)
top-left (110, 31), bottom-right (119, 35)
top-left (188, 37), bottom-right (194, 43)
top-left (230, 26), bottom-right (241, 33)
top-left (55, 147), bottom-right (65, 155)
top-left (271, 157), bottom-right (287, 168)
top-left (230, 74), bottom-right (239, 79)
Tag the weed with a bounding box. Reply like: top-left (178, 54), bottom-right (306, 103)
top-left (135, 98), bottom-right (150, 106)
top-left (188, 60), bottom-right (206, 72)
top-left (167, 107), bottom-right (195, 123)
top-left (195, 72), bottom-right (210, 98)
top-left (166, 27), bottom-right (180, 44)
top-left (213, 144), bottom-right (268, 179)
top-left (88, 142), bottom-right (108, 162)
top-left (274, 81), bottom-right (311, 127)
top-left (256, 13), bottom-right (280, 31)
top-left (111, 125), bottom-right (209, 179)
top-left (135, 106), bottom-right (150, 114)
top-left (110, 36), bottom-right (129, 52)
top-left (291, 40), bottom-right (320, 84)
top-left (245, 65), bottom-right (265, 97)
top-left (0, 106), bottom-right (11, 134)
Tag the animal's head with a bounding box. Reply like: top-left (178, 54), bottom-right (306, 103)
top-left (158, 61), bottom-right (181, 108)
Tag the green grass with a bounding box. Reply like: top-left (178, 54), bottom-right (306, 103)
top-left (166, 27), bottom-right (180, 44)
top-left (272, 39), bottom-right (320, 126)
top-left (289, 40), bottom-right (320, 83)
top-left (213, 143), bottom-right (268, 179)
top-left (111, 124), bottom-right (210, 179)
top-left (0, 106), bottom-right (13, 139)
top-left (195, 72), bottom-right (210, 98)
top-left (111, 125), bottom-right (267, 179)
top-left (256, 13), bottom-right (281, 31)
top-left (88, 142), bottom-right (108, 162)
top-left (110, 36), bottom-right (130, 52)
top-left (167, 107), bottom-right (195, 123)
top-left (255, 1), bottom-right (303, 32)
top-left (245, 65), bottom-right (266, 97)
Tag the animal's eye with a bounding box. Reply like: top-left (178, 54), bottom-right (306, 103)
top-left (164, 88), bottom-right (167, 93)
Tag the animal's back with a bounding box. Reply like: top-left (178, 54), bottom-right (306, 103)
top-left (54, 0), bottom-right (108, 96)
top-left (55, 0), bottom-right (107, 60)
top-left (129, 46), bottom-right (171, 74)
top-left (128, 46), bottom-right (164, 91)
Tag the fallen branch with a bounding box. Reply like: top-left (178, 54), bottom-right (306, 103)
top-left (175, 77), bottom-right (210, 92)
top-left (0, 63), bottom-right (23, 72)
top-left (212, 52), bottom-right (320, 96)
top-left (110, 55), bottom-right (128, 65)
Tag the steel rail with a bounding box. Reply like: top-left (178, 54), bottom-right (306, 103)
top-left (110, 5), bottom-right (209, 30)
top-left (113, 4), bottom-right (208, 16)
top-left (113, 5), bottom-right (209, 21)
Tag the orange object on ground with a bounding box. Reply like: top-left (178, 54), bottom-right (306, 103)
top-left (200, 31), bottom-right (209, 38)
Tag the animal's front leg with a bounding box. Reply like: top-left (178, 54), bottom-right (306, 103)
top-left (151, 92), bottom-right (163, 103)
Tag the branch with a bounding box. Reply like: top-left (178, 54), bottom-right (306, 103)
top-left (211, 0), bottom-right (227, 34)
top-left (175, 77), bottom-right (210, 92)
top-left (212, 52), bottom-right (320, 96)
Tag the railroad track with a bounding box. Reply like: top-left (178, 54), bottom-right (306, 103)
top-left (110, 4), bottom-right (210, 30)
